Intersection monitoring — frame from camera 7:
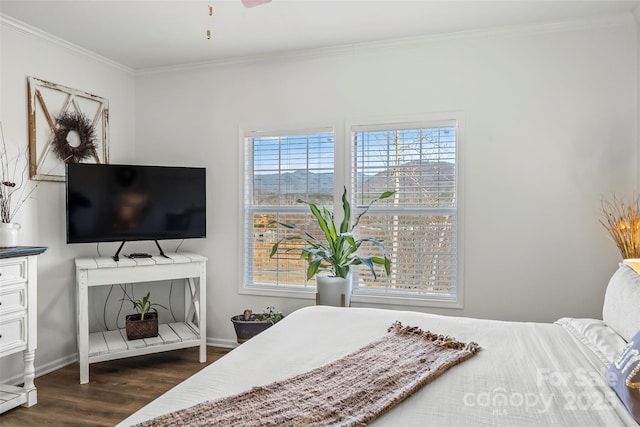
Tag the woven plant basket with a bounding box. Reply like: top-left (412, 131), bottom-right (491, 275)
top-left (125, 312), bottom-right (159, 340)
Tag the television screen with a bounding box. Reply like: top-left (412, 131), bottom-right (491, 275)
top-left (66, 163), bottom-right (206, 244)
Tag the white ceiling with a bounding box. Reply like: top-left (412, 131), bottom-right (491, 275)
top-left (1, 0), bottom-right (639, 71)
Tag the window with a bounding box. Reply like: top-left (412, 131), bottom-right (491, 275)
top-left (350, 120), bottom-right (460, 304)
top-left (242, 116), bottom-right (462, 307)
top-left (243, 129), bottom-right (335, 291)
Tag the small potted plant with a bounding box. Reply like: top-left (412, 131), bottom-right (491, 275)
top-left (231, 306), bottom-right (284, 344)
top-left (270, 186), bottom-right (393, 306)
top-left (122, 291), bottom-right (167, 340)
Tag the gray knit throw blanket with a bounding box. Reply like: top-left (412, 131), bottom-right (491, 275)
top-left (136, 322), bottom-right (480, 427)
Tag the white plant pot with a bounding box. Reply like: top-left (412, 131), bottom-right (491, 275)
top-left (316, 274), bottom-right (352, 307)
top-left (0, 222), bottom-right (20, 248)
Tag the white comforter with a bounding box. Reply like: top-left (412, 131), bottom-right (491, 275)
top-left (119, 306), bottom-right (636, 426)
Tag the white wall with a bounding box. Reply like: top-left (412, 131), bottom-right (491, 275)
top-left (0, 19), bottom-right (136, 381)
top-left (0, 13), bottom-right (637, 381)
top-left (135, 16), bottom-right (638, 346)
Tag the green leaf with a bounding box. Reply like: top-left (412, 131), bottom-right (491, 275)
top-left (323, 207), bottom-right (337, 241)
top-left (269, 220), bottom-right (299, 230)
top-left (359, 237), bottom-right (385, 252)
top-left (358, 257), bottom-right (377, 279)
top-left (308, 202), bottom-right (331, 241)
top-left (353, 190), bottom-right (396, 229)
top-left (307, 258), bottom-right (323, 280)
top-left (269, 242), bottom-right (279, 258)
top-left (339, 187), bottom-right (351, 233)
top-left (379, 191), bottom-right (395, 199)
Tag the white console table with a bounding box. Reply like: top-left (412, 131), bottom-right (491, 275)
top-left (0, 246), bottom-right (47, 414)
top-left (75, 252), bottom-right (207, 384)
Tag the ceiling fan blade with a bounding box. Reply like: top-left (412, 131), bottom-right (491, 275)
top-left (241, 0), bottom-right (271, 8)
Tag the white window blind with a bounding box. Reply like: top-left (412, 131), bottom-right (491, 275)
top-left (244, 130), bottom-right (335, 289)
top-left (351, 122), bottom-right (458, 300)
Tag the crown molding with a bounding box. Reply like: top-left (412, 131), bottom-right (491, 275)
top-left (0, 11), bottom-right (634, 77)
top-left (0, 14), bottom-right (135, 75)
top-left (137, 12), bottom-right (635, 76)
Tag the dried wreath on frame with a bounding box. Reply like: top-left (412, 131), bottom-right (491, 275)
top-left (27, 76), bottom-right (109, 181)
top-left (52, 112), bottom-right (97, 164)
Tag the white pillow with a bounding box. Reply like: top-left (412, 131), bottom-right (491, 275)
top-left (602, 264), bottom-right (640, 342)
top-left (555, 317), bottom-right (627, 366)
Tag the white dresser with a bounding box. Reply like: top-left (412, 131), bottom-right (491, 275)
top-left (0, 246), bottom-right (46, 414)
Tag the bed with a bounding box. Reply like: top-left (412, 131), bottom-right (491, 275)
top-left (118, 264), bottom-right (640, 426)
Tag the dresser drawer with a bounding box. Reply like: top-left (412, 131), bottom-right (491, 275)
top-left (0, 284), bottom-right (26, 314)
top-left (0, 259), bottom-right (27, 287)
top-left (0, 313), bottom-right (27, 355)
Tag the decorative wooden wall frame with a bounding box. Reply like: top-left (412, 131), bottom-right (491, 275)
top-left (27, 77), bottom-right (109, 181)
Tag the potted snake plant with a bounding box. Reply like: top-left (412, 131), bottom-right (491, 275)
top-left (270, 186), bottom-right (393, 307)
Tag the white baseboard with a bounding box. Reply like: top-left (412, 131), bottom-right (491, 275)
top-left (4, 353), bottom-right (78, 386)
top-left (208, 337), bottom-right (238, 349)
top-left (37, 353), bottom-right (79, 377)
top-left (4, 338), bottom-right (237, 386)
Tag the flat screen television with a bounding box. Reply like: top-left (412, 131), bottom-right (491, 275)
top-left (66, 163), bottom-right (206, 259)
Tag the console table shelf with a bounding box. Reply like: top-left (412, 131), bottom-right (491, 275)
top-left (88, 321), bottom-right (200, 361)
top-left (75, 252), bottom-right (207, 384)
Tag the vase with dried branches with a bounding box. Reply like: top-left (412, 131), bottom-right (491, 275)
top-left (601, 195), bottom-right (640, 271)
top-left (0, 122), bottom-right (32, 248)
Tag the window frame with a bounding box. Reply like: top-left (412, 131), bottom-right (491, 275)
top-left (345, 113), bottom-right (464, 309)
top-left (239, 113), bottom-right (464, 309)
top-left (238, 125), bottom-right (337, 300)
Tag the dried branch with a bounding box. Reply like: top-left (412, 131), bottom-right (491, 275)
top-left (600, 194), bottom-right (640, 259)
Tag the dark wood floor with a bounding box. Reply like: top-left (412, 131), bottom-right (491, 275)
top-left (1, 346), bottom-right (231, 427)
